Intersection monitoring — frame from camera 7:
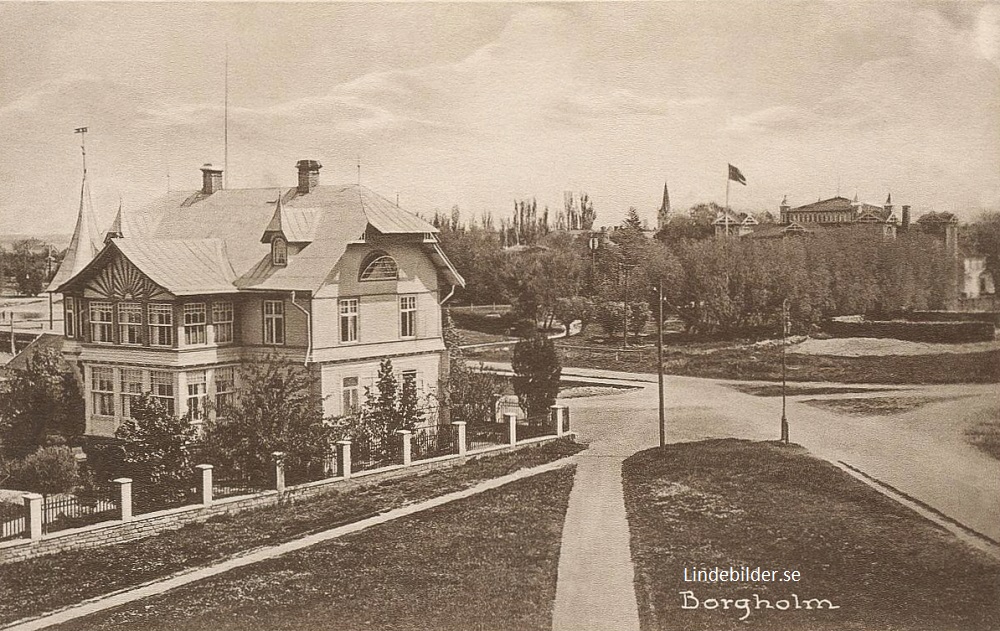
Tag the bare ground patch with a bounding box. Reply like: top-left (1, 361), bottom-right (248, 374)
top-left (801, 396), bottom-right (970, 416)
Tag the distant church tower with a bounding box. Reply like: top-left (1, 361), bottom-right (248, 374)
top-left (657, 181), bottom-right (671, 231)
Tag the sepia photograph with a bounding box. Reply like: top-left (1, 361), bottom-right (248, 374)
top-left (0, 1), bottom-right (998, 630)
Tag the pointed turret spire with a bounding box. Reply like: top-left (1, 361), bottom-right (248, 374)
top-left (261, 189), bottom-right (286, 243)
top-left (46, 134), bottom-right (102, 293)
top-left (104, 199), bottom-right (124, 243)
top-left (657, 181), bottom-right (671, 231)
top-left (885, 192), bottom-right (892, 205)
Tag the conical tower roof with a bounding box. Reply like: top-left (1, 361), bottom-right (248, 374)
top-left (46, 175), bottom-right (102, 292)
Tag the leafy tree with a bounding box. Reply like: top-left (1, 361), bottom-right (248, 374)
top-left (553, 296), bottom-right (593, 335)
top-left (511, 333), bottom-right (562, 420)
top-left (965, 211), bottom-right (1000, 274)
top-left (115, 393), bottom-right (196, 508)
top-left (0, 348), bottom-right (84, 459)
top-left (204, 355), bottom-right (331, 485)
top-left (9, 446), bottom-right (79, 496)
top-left (595, 301), bottom-right (626, 337)
top-left (628, 301), bottom-right (651, 338)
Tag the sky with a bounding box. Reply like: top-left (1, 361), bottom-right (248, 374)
top-left (0, 1), bottom-right (998, 237)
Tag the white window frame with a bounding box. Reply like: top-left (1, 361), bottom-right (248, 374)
top-left (272, 237), bottom-right (288, 266)
top-left (399, 295), bottom-right (417, 338)
top-left (339, 298), bottom-right (359, 343)
top-left (183, 303), bottom-right (207, 346)
top-left (120, 368), bottom-right (144, 420)
top-left (148, 304), bottom-right (174, 347)
top-left (263, 300), bottom-right (285, 345)
top-left (118, 302), bottom-right (143, 346)
top-left (91, 366), bottom-right (115, 417)
top-left (359, 255), bottom-right (398, 281)
top-left (89, 301), bottom-right (113, 344)
top-left (342, 376), bottom-right (359, 416)
top-left (214, 366), bottom-right (236, 418)
top-left (150, 371), bottom-right (175, 416)
top-left (186, 371), bottom-right (207, 421)
top-left (64, 296), bottom-right (76, 338)
top-left (212, 301), bottom-right (234, 344)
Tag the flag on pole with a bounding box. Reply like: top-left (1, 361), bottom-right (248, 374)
top-left (728, 164), bottom-right (747, 186)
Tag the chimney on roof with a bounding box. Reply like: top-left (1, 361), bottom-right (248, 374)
top-left (296, 160), bottom-right (322, 194)
top-left (901, 205), bottom-right (910, 232)
top-left (201, 164), bottom-right (223, 195)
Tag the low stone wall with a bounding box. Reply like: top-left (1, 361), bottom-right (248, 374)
top-left (0, 432), bottom-right (572, 565)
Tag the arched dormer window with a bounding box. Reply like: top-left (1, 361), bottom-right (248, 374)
top-left (360, 252), bottom-right (398, 281)
top-left (272, 237), bottom-right (288, 266)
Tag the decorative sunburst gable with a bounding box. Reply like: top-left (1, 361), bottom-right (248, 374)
top-left (83, 249), bottom-right (172, 301)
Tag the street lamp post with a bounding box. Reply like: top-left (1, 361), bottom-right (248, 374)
top-left (780, 298), bottom-right (790, 445)
top-left (588, 235), bottom-right (599, 294)
top-left (657, 281), bottom-right (665, 448)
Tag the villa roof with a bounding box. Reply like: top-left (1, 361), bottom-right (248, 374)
top-left (57, 184), bottom-right (458, 295)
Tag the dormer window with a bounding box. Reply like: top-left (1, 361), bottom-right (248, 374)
top-left (272, 237), bottom-right (288, 266)
top-left (360, 253), bottom-right (398, 281)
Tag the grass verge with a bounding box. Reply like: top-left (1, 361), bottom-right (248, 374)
top-left (471, 342), bottom-right (1000, 384)
top-left (727, 384), bottom-right (898, 397)
top-left (57, 466), bottom-right (577, 631)
top-left (0, 438), bottom-right (583, 626)
top-left (800, 396), bottom-right (966, 416)
top-left (966, 417), bottom-right (1000, 462)
top-left (623, 439), bottom-right (1000, 631)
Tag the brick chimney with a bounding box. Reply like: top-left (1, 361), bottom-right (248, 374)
top-left (200, 164), bottom-right (223, 195)
top-left (901, 205), bottom-right (910, 231)
top-left (296, 160), bottom-right (322, 194)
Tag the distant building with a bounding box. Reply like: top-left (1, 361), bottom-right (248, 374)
top-left (50, 159), bottom-right (464, 437)
top-left (657, 182), bottom-right (670, 232)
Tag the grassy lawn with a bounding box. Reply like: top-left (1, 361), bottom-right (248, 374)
top-left (623, 439), bottom-right (1000, 631)
top-left (56, 466), bottom-right (577, 631)
top-left (801, 395), bottom-right (967, 416)
top-left (727, 384), bottom-right (898, 397)
top-left (470, 340), bottom-right (1000, 384)
top-left (0, 439), bottom-right (583, 626)
top-left (966, 417), bottom-right (1000, 461)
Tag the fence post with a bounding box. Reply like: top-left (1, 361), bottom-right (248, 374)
top-left (22, 493), bottom-right (42, 540)
top-left (114, 478), bottom-right (133, 523)
top-left (337, 440), bottom-right (352, 480)
top-left (452, 421), bottom-right (467, 457)
top-left (196, 464), bottom-right (214, 505)
top-left (397, 430), bottom-right (412, 466)
top-left (505, 412), bottom-right (518, 445)
top-left (550, 405), bottom-right (561, 437)
top-left (272, 452), bottom-right (286, 493)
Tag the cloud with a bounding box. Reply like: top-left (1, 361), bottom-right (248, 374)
top-left (0, 74), bottom-right (101, 118)
top-left (976, 4), bottom-right (1000, 67)
top-left (726, 105), bottom-right (818, 135)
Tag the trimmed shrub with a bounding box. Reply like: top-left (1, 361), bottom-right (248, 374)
top-left (822, 320), bottom-right (995, 343)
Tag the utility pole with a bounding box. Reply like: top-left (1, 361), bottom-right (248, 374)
top-left (780, 298), bottom-right (790, 445)
top-left (621, 263), bottom-right (634, 347)
top-left (657, 280), bottom-right (665, 448)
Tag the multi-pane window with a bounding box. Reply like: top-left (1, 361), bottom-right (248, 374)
top-left (360, 255), bottom-right (398, 281)
top-left (150, 371), bottom-right (175, 416)
top-left (120, 368), bottom-right (143, 419)
top-left (148, 304), bottom-right (174, 347)
top-left (64, 297), bottom-right (76, 338)
top-left (263, 300), bottom-right (285, 345)
top-left (214, 367), bottom-right (236, 417)
top-left (90, 302), bottom-right (113, 343)
top-left (400, 295), bottom-right (416, 338)
top-left (342, 376), bottom-right (359, 415)
top-left (118, 303), bottom-right (142, 345)
top-left (339, 298), bottom-right (359, 343)
top-left (186, 371), bottom-right (207, 421)
top-left (272, 237), bottom-right (287, 266)
top-left (183, 303), bottom-right (207, 346)
top-left (91, 366), bottom-right (115, 417)
top-left (212, 301), bottom-right (234, 344)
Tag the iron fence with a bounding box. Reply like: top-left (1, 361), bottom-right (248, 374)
top-left (352, 432), bottom-right (402, 473)
top-left (0, 504), bottom-right (25, 541)
top-left (42, 494), bottom-right (119, 534)
top-left (516, 416), bottom-right (553, 442)
top-left (466, 421), bottom-right (509, 451)
top-left (411, 424), bottom-right (457, 461)
top-left (212, 474), bottom-right (265, 500)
